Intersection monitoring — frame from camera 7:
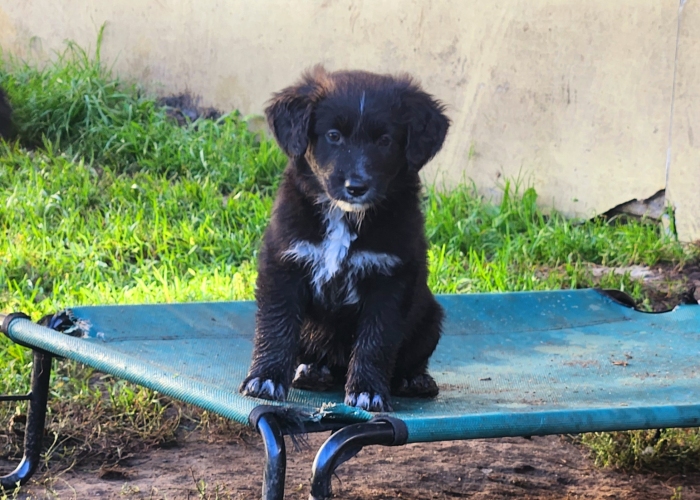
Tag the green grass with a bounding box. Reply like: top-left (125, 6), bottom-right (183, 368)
top-left (579, 428), bottom-right (700, 473)
top-left (0, 39), bottom-right (699, 476)
top-left (424, 183), bottom-right (690, 299)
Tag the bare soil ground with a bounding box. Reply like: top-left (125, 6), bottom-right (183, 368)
top-left (593, 261), bottom-right (700, 312)
top-left (4, 431), bottom-right (699, 500)
top-left (2, 261), bottom-right (700, 500)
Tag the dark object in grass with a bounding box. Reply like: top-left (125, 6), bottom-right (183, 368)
top-left (0, 87), bottom-right (12, 139)
top-left (240, 66), bottom-right (450, 412)
top-left (157, 93), bottom-right (221, 126)
top-left (679, 285), bottom-right (698, 305)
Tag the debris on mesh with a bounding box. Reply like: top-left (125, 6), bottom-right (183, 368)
top-left (38, 310), bottom-right (93, 338)
top-left (314, 402), bottom-right (374, 422)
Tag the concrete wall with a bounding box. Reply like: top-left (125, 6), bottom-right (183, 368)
top-left (668, 0), bottom-right (700, 242)
top-left (0, 0), bottom-right (697, 241)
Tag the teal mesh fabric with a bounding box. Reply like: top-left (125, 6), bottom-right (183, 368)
top-left (6, 290), bottom-right (700, 442)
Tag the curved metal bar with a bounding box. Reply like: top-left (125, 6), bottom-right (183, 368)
top-left (257, 413), bottom-right (287, 500)
top-left (1, 350), bottom-right (53, 490)
top-left (309, 420), bottom-right (397, 500)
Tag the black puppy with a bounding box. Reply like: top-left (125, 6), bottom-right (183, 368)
top-left (0, 87), bottom-right (11, 139)
top-left (240, 66), bottom-right (449, 412)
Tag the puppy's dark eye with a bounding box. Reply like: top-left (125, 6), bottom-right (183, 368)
top-left (325, 130), bottom-right (343, 144)
top-left (376, 134), bottom-right (392, 147)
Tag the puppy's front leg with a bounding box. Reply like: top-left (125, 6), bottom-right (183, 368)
top-left (240, 269), bottom-right (307, 401)
top-left (345, 279), bottom-right (406, 412)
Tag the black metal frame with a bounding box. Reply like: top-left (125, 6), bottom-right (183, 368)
top-left (256, 414), bottom-right (286, 500)
top-left (249, 405), bottom-right (352, 500)
top-left (0, 350), bottom-right (53, 491)
top-left (0, 354), bottom-right (293, 499)
top-left (309, 419), bottom-right (408, 500)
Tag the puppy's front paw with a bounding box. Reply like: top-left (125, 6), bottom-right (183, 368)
top-left (344, 391), bottom-right (391, 412)
top-left (239, 376), bottom-right (287, 401)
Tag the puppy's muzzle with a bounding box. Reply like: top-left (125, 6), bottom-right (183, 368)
top-left (336, 175), bottom-right (372, 212)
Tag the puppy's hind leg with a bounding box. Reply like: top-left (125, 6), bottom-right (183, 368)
top-left (291, 363), bottom-right (336, 391)
top-left (392, 296), bottom-right (443, 398)
top-left (292, 320), bottom-right (350, 391)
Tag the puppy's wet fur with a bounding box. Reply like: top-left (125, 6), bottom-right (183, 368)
top-left (240, 66), bottom-right (449, 412)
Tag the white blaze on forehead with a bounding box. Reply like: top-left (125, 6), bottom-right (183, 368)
top-left (282, 204), bottom-right (401, 303)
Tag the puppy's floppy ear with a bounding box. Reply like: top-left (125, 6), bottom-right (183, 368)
top-left (265, 66), bottom-right (329, 158)
top-left (400, 85), bottom-right (450, 171)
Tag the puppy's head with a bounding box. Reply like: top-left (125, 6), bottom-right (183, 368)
top-left (265, 66), bottom-right (449, 212)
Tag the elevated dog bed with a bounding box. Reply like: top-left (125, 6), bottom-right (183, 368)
top-left (2, 289), bottom-right (699, 499)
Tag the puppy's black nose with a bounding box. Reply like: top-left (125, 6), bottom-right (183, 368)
top-left (344, 179), bottom-right (369, 198)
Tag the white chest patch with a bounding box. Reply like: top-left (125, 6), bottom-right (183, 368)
top-left (282, 206), bottom-right (401, 305)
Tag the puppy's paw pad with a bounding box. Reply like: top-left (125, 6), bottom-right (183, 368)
top-left (344, 391), bottom-right (388, 412)
top-left (240, 377), bottom-right (286, 401)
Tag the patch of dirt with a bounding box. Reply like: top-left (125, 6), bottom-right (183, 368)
top-left (5, 432), bottom-right (699, 499)
top-left (637, 261), bottom-right (700, 310)
top-left (584, 260), bottom-right (700, 312)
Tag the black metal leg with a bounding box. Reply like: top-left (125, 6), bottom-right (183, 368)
top-left (309, 420), bottom-right (398, 500)
top-left (257, 413), bottom-right (286, 500)
top-left (1, 350), bottom-right (53, 490)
